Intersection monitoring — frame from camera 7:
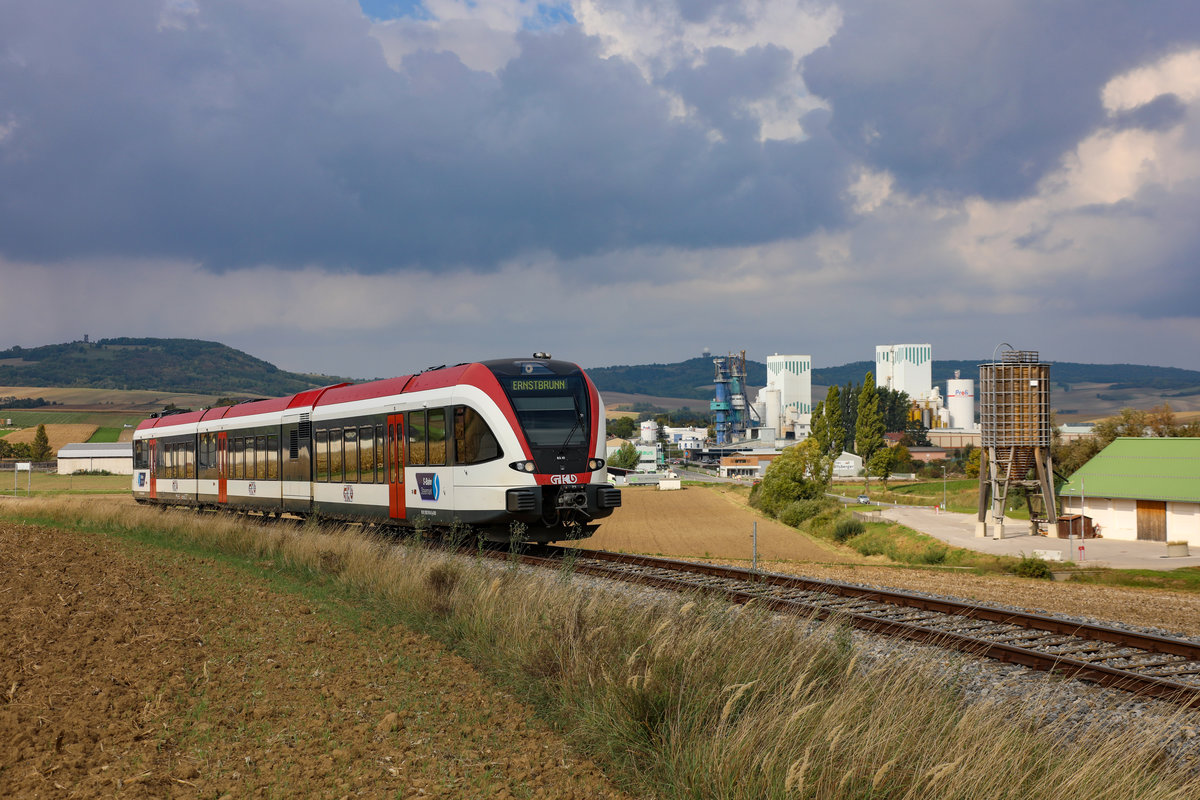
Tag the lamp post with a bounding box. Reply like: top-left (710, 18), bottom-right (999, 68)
top-left (941, 465), bottom-right (947, 510)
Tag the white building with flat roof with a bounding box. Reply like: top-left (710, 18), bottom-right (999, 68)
top-left (56, 442), bottom-right (133, 475)
top-left (756, 354), bottom-right (812, 439)
top-left (876, 344), bottom-right (932, 400)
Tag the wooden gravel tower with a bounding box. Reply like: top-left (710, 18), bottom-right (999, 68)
top-left (976, 348), bottom-right (1057, 538)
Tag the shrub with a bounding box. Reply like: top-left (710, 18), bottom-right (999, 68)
top-left (1011, 555), bottom-right (1054, 579)
top-left (833, 518), bottom-right (865, 543)
top-left (778, 498), bottom-right (828, 528)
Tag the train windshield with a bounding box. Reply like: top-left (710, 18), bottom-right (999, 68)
top-left (498, 373), bottom-right (589, 449)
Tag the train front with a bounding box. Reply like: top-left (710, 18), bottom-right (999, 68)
top-left (487, 358), bottom-right (621, 539)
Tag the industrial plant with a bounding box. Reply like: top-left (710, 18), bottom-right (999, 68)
top-left (612, 343), bottom-right (988, 480)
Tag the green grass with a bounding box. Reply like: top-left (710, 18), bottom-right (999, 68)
top-left (1, 472), bottom-right (129, 495)
top-left (87, 427), bottom-right (124, 442)
top-left (833, 479), bottom-right (1035, 517)
top-left (1065, 566), bottom-right (1200, 592)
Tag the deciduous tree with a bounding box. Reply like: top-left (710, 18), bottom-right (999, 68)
top-left (856, 373), bottom-right (885, 488)
top-left (755, 438), bottom-right (831, 516)
top-left (608, 441), bottom-right (640, 470)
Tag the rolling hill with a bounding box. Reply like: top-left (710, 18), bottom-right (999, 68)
top-left (0, 338), bottom-right (347, 396)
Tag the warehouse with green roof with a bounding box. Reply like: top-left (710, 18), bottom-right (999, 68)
top-left (1059, 438), bottom-right (1200, 544)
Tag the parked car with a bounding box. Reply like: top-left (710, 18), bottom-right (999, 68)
top-left (857, 494), bottom-right (871, 504)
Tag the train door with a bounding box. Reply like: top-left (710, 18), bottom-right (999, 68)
top-left (148, 439), bottom-right (157, 500)
top-left (217, 431), bottom-right (228, 504)
top-left (387, 413), bottom-right (406, 520)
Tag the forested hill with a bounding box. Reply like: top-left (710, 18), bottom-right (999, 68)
top-left (0, 338), bottom-right (346, 395)
top-left (587, 357), bottom-right (1200, 400)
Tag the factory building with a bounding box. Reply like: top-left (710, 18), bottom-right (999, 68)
top-left (876, 344), bottom-right (933, 400)
top-left (751, 354), bottom-right (812, 441)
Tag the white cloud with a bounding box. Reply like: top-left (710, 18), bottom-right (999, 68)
top-left (370, 1), bottom-right (839, 140)
top-left (575, 0), bottom-right (839, 140)
top-left (1102, 49), bottom-right (1200, 113)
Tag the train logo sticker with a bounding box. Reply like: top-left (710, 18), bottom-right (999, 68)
top-left (137, 473), bottom-right (146, 488)
top-left (343, 486), bottom-right (354, 502)
top-left (416, 473), bottom-right (440, 501)
top-left (248, 482), bottom-right (256, 496)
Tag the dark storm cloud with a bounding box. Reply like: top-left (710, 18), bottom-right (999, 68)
top-left (1111, 93), bottom-right (1188, 133)
top-left (663, 45), bottom-right (794, 139)
top-left (0, 0), bottom-right (848, 273)
top-left (802, 0), bottom-right (1200, 200)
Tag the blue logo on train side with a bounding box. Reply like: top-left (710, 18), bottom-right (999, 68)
top-left (416, 473), bottom-right (440, 501)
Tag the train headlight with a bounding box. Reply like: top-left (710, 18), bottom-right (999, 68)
top-left (588, 458), bottom-right (605, 471)
top-left (508, 460), bottom-right (537, 473)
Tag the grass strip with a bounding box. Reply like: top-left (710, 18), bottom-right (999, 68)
top-left (4, 497), bottom-right (1200, 799)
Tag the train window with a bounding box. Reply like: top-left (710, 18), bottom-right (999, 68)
top-left (428, 408), bottom-right (447, 466)
top-left (329, 428), bottom-right (343, 482)
top-left (186, 441), bottom-right (196, 479)
top-left (374, 424), bottom-right (385, 483)
top-left (408, 411), bottom-right (427, 466)
top-left (454, 406), bottom-right (502, 465)
top-left (204, 434), bottom-right (218, 480)
top-left (358, 426), bottom-right (374, 484)
top-left (245, 436), bottom-right (254, 480)
top-left (233, 438), bottom-right (244, 481)
top-left (343, 427), bottom-right (359, 483)
top-left (267, 434), bottom-right (279, 480)
top-left (134, 440), bottom-right (147, 471)
top-left (254, 435), bottom-right (266, 480)
top-left (315, 428), bottom-right (329, 482)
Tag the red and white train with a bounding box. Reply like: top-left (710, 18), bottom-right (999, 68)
top-left (132, 356), bottom-right (621, 541)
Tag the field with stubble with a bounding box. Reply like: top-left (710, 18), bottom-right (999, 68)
top-left (581, 485), bottom-right (855, 563)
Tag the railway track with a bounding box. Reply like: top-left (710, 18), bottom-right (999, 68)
top-left (507, 545), bottom-right (1200, 706)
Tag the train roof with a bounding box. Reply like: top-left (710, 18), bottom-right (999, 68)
top-left (132, 358), bottom-right (584, 432)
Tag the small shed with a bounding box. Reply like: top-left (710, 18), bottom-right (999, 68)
top-left (56, 442), bottom-right (134, 475)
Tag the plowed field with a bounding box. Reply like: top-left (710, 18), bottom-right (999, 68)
top-left (0, 520), bottom-right (632, 799)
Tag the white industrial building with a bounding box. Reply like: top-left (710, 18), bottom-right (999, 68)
top-left (663, 426), bottom-right (706, 453)
top-left (752, 354), bottom-right (812, 441)
top-left (833, 451), bottom-right (864, 478)
top-left (56, 442), bottom-right (134, 475)
top-left (876, 344), bottom-right (933, 400)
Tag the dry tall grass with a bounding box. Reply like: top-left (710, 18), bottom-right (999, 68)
top-left (7, 496), bottom-right (1200, 799)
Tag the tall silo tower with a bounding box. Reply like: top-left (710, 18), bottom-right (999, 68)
top-left (976, 348), bottom-right (1057, 538)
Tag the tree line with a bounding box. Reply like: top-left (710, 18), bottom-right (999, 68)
top-left (0, 424), bottom-right (53, 461)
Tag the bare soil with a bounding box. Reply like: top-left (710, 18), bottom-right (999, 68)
top-left (0, 521), bottom-right (633, 799)
top-left (581, 485), bottom-right (856, 563)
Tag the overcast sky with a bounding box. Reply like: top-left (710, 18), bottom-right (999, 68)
top-left (3, 1), bottom-right (1200, 380)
